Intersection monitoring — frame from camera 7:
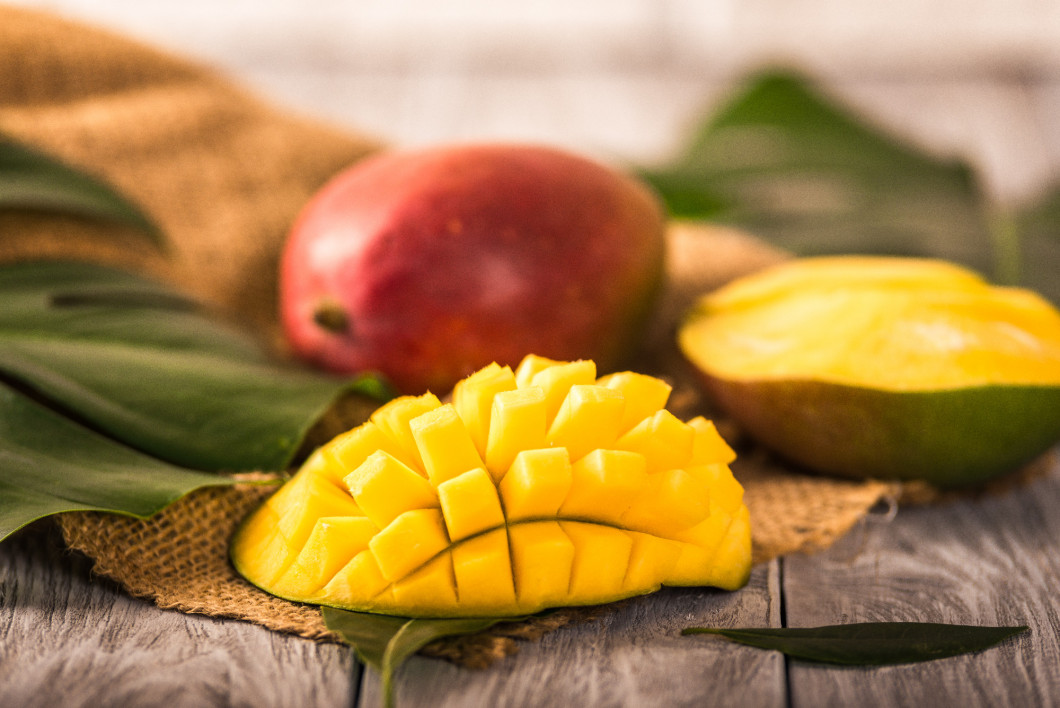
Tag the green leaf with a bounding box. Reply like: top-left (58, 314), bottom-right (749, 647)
top-left (682, 622), bottom-right (1028, 665)
top-left (1013, 186), bottom-right (1060, 304)
top-left (0, 135), bottom-right (162, 244)
top-left (0, 384), bottom-right (240, 541)
top-left (324, 607), bottom-right (527, 708)
top-left (0, 261), bottom-right (392, 471)
top-left (638, 70), bottom-right (996, 278)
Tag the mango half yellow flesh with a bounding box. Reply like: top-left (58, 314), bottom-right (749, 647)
top-left (230, 355), bottom-right (751, 617)
top-left (679, 256), bottom-right (1060, 486)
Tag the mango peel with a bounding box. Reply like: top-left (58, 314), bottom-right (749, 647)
top-left (230, 355), bottom-right (751, 617)
top-left (678, 256), bottom-right (1060, 487)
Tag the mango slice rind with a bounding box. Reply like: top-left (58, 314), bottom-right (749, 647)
top-left (231, 356), bottom-right (752, 617)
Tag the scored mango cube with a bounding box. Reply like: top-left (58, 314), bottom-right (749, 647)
top-left (508, 521), bottom-right (575, 610)
top-left (559, 448), bottom-right (649, 524)
top-left (410, 403), bottom-right (484, 486)
top-left (438, 467), bottom-right (506, 541)
top-left (344, 450), bottom-right (438, 529)
top-left (614, 409), bottom-right (695, 473)
top-left (274, 516), bottom-right (378, 596)
top-left (369, 508), bottom-right (450, 582)
top-left (621, 467), bottom-right (711, 537)
top-left (230, 355), bottom-right (752, 618)
top-left (323, 421), bottom-right (410, 483)
top-left (485, 386), bottom-right (547, 480)
top-left (452, 362), bottom-right (517, 454)
top-left (451, 529), bottom-right (517, 611)
top-left (597, 371), bottom-right (673, 433)
top-left (370, 393), bottom-right (442, 472)
top-left (686, 463), bottom-right (744, 513)
top-left (392, 555), bottom-right (458, 612)
top-left (298, 446), bottom-right (348, 487)
top-left (545, 384), bottom-right (625, 462)
top-left (528, 359), bottom-right (597, 425)
top-left (319, 549), bottom-right (391, 605)
top-left (562, 521), bottom-right (634, 603)
top-left (703, 506), bottom-right (753, 591)
top-left (270, 472), bottom-right (363, 586)
top-left (688, 416), bottom-right (737, 465)
top-left (623, 531), bottom-right (683, 592)
top-left (499, 448), bottom-right (572, 521)
top-left (513, 354), bottom-right (562, 388)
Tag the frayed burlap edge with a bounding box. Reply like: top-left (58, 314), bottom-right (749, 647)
top-left (55, 476), bottom-right (335, 640)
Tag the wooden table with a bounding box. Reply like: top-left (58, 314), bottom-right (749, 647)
top-left (3, 449), bottom-right (1057, 707)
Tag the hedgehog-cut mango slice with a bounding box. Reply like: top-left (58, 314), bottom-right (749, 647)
top-left (230, 355), bottom-right (751, 618)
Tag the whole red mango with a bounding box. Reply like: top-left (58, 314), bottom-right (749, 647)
top-left (280, 144), bottom-right (667, 394)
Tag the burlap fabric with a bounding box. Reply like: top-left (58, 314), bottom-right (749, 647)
top-left (5, 5), bottom-right (1030, 669)
top-left (0, 5), bottom-right (379, 342)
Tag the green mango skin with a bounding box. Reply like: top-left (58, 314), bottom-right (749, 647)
top-left (700, 374), bottom-right (1060, 487)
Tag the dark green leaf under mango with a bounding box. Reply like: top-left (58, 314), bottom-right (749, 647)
top-left (324, 607), bottom-right (530, 708)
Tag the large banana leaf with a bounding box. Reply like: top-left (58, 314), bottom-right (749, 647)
top-left (0, 261), bottom-right (389, 472)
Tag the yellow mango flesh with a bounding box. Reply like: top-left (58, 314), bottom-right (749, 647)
top-left (485, 386), bottom-right (547, 480)
top-left (230, 355), bottom-right (752, 617)
top-left (682, 256), bottom-right (1060, 390)
top-left (597, 371), bottom-right (673, 433)
top-left (679, 255), bottom-right (1060, 486)
top-left (452, 362), bottom-right (517, 454)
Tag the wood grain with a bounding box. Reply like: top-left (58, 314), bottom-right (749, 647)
top-left (782, 458), bottom-right (1060, 707)
top-left (360, 562), bottom-right (785, 708)
top-left (0, 522), bottom-right (357, 708)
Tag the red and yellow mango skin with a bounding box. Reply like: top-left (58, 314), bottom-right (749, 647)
top-left (679, 256), bottom-right (1060, 487)
top-left (279, 144), bottom-right (667, 395)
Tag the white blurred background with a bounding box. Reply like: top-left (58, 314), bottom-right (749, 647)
top-left (9, 0), bottom-right (1060, 205)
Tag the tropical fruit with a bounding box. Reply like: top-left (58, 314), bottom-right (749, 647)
top-left (279, 143), bottom-right (667, 394)
top-left (679, 256), bottom-right (1060, 487)
top-left (230, 356), bottom-right (751, 617)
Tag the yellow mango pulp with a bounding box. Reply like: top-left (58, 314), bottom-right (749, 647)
top-left (678, 255), bottom-right (1060, 486)
top-left (230, 355), bottom-right (752, 617)
top-left (682, 256), bottom-right (1060, 390)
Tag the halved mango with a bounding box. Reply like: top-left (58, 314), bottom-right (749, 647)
top-left (679, 256), bottom-right (1060, 486)
top-left (230, 355), bottom-right (751, 617)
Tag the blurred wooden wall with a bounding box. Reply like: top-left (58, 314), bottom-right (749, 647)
top-left (9, 0), bottom-right (1060, 204)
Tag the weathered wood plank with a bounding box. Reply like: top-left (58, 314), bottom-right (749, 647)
top-left (0, 522), bottom-right (357, 708)
top-left (782, 454), bottom-right (1060, 707)
top-left (360, 561), bottom-right (785, 708)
